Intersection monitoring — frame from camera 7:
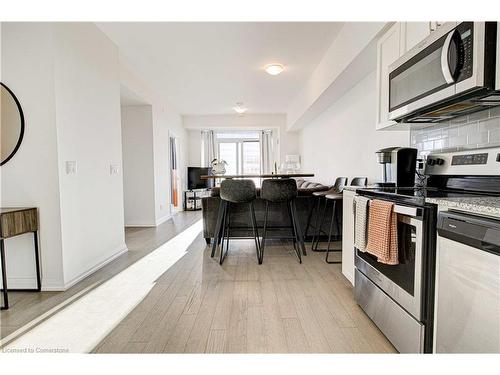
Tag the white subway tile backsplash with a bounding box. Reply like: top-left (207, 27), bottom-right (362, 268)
top-left (423, 140), bottom-right (434, 150)
top-left (489, 129), bottom-right (500, 143)
top-left (449, 135), bottom-right (467, 147)
top-left (433, 139), bottom-right (448, 150)
top-left (489, 106), bottom-right (500, 118)
top-left (441, 126), bottom-right (459, 139)
top-left (458, 122), bottom-right (478, 136)
top-left (410, 108), bottom-right (499, 154)
top-left (478, 117), bottom-right (500, 132)
top-left (468, 110), bottom-right (489, 122)
top-left (467, 131), bottom-right (489, 145)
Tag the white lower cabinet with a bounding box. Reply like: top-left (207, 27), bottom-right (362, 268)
top-left (342, 190), bottom-right (356, 285)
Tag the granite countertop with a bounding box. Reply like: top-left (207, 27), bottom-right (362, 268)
top-left (425, 197), bottom-right (500, 219)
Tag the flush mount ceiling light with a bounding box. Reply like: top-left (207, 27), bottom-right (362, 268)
top-left (233, 102), bottom-right (247, 114)
top-left (265, 63), bottom-right (284, 76)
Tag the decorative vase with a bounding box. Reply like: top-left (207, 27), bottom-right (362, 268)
top-left (211, 159), bottom-right (227, 175)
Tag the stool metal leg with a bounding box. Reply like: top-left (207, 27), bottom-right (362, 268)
top-left (304, 197), bottom-right (316, 239)
top-left (1, 239), bottom-right (8, 310)
top-left (219, 202), bottom-right (230, 265)
top-left (310, 197), bottom-right (322, 247)
top-left (291, 199), bottom-right (306, 259)
top-left (211, 200), bottom-right (226, 258)
top-left (260, 201), bottom-right (269, 264)
top-left (325, 201), bottom-right (341, 264)
top-left (249, 201), bottom-right (261, 264)
top-left (288, 200), bottom-right (302, 263)
top-left (312, 198), bottom-right (329, 251)
top-left (287, 202), bottom-right (297, 252)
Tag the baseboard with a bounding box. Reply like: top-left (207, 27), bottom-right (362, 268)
top-left (155, 214), bottom-right (171, 226)
top-left (124, 223), bottom-right (156, 228)
top-left (1, 277), bottom-right (38, 290)
top-left (40, 278), bottom-right (67, 291)
top-left (62, 245), bottom-right (128, 290)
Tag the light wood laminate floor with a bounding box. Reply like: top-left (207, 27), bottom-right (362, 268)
top-left (1, 211), bottom-right (395, 353)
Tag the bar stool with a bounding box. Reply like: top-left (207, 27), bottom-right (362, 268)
top-left (260, 178), bottom-right (305, 264)
top-left (210, 179), bottom-right (261, 265)
top-left (325, 177), bottom-right (367, 263)
top-left (310, 177), bottom-right (348, 252)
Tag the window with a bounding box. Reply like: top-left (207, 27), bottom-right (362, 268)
top-left (242, 141), bottom-right (260, 174)
top-left (216, 131), bottom-right (261, 176)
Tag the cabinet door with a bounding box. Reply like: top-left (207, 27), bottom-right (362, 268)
top-left (404, 22), bottom-right (431, 52)
top-left (376, 23), bottom-right (403, 130)
top-left (342, 190), bottom-right (356, 285)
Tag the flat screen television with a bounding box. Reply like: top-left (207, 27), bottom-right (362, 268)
top-left (187, 167), bottom-right (214, 190)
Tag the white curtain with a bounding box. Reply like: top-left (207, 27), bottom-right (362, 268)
top-left (201, 130), bottom-right (216, 167)
top-left (260, 130), bottom-right (273, 174)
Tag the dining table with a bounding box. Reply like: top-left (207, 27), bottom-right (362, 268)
top-left (200, 173), bottom-right (314, 179)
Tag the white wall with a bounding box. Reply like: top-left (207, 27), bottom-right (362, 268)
top-left (1, 23), bottom-right (65, 289)
top-left (54, 23), bottom-right (126, 287)
top-left (288, 22), bottom-right (387, 131)
top-left (121, 106), bottom-right (156, 226)
top-left (187, 129), bottom-right (202, 166)
top-left (120, 65), bottom-right (186, 224)
top-left (1, 23), bottom-right (127, 290)
top-left (183, 114), bottom-right (299, 167)
top-left (299, 70), bottom-right (409, 185)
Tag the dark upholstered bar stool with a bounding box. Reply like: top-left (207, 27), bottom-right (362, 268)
top-left (324, 177), bottom-right (367, 263)
top-left (310, 177), bottom-right (348, 251)
top-left (260, 178), bottom-right (305, 264)
top-left (210, 179), bottom-right (261, 265)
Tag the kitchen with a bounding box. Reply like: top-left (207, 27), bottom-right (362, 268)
top-left (1, 9), bottom-right (499, 367)
top-left (341, 21), bottom-right (500, 353)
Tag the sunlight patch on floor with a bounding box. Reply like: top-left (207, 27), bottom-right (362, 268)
top-left (2, 219), bottom-right (203, 354)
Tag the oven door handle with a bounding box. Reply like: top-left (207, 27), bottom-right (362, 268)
top-left (362, 197), bottom-right (422, 218)
top-left (394, 204), bottom-right (421, 218)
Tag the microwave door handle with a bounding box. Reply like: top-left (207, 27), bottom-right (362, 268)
top-left (441, 31), bottom-right (456, 84)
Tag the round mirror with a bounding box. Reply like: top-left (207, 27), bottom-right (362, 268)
top-left (1, 83), bottom-right (25, 166)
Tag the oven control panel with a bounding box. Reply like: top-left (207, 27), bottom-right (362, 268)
top-left (451, 153), bottom-right (488, 165)
top-left (425, 147), bottom-right (500, 175)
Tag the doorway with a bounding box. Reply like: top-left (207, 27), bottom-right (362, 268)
top-left (169, 135), bottom-right (181, 213)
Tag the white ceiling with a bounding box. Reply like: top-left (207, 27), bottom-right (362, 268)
top-left (97, 22), bottom-right (343, 115)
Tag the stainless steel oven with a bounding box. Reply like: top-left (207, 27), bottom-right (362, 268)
top-left (354, 198), bottom-right (436, 353)
top-left (388, 22), bottom-right (499, 123)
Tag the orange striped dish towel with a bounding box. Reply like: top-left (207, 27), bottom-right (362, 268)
top-left (365, 199), bottom-right (399, 265)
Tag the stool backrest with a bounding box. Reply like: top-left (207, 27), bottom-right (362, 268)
top-left (332, 177), bottom-right (348, 193)
top-left (220, 179), bottom-right (256, 203)
top-left (261, 178), bottom-right (298, 202)
top-left (350, 177), bottom-right (367, 187)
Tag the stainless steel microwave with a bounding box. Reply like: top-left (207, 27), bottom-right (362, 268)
top-left (389, 22), bottom-right (499, 123)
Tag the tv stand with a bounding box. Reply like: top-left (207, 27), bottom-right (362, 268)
top-left (184, 189), bottom-right (210, 211)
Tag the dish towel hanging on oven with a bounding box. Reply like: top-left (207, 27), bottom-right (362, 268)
top-left (365, 199), bottom-right (399, 265)
top-left (354, 196), bottom-right (370, 252)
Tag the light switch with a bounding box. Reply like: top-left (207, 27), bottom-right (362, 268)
top-left (110, 164), bottom-right (120, 175)
top-left (66, 161), bottom-right (77, 175)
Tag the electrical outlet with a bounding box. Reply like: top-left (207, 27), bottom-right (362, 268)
top-left (66, 161), bottom-right (77, 175)
top-left (110, 164), bottom-right (120, 175)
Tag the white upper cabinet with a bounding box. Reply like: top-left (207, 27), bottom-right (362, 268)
top-left (403, 22), bottom-right (432, 52)
top-left (376, 22), bottom-right (438, 130)
top-left (376, 23), bottom-right (404, 130)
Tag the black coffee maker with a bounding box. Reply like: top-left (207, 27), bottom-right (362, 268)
top-left (375, 147), bottom-right (417, 187)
